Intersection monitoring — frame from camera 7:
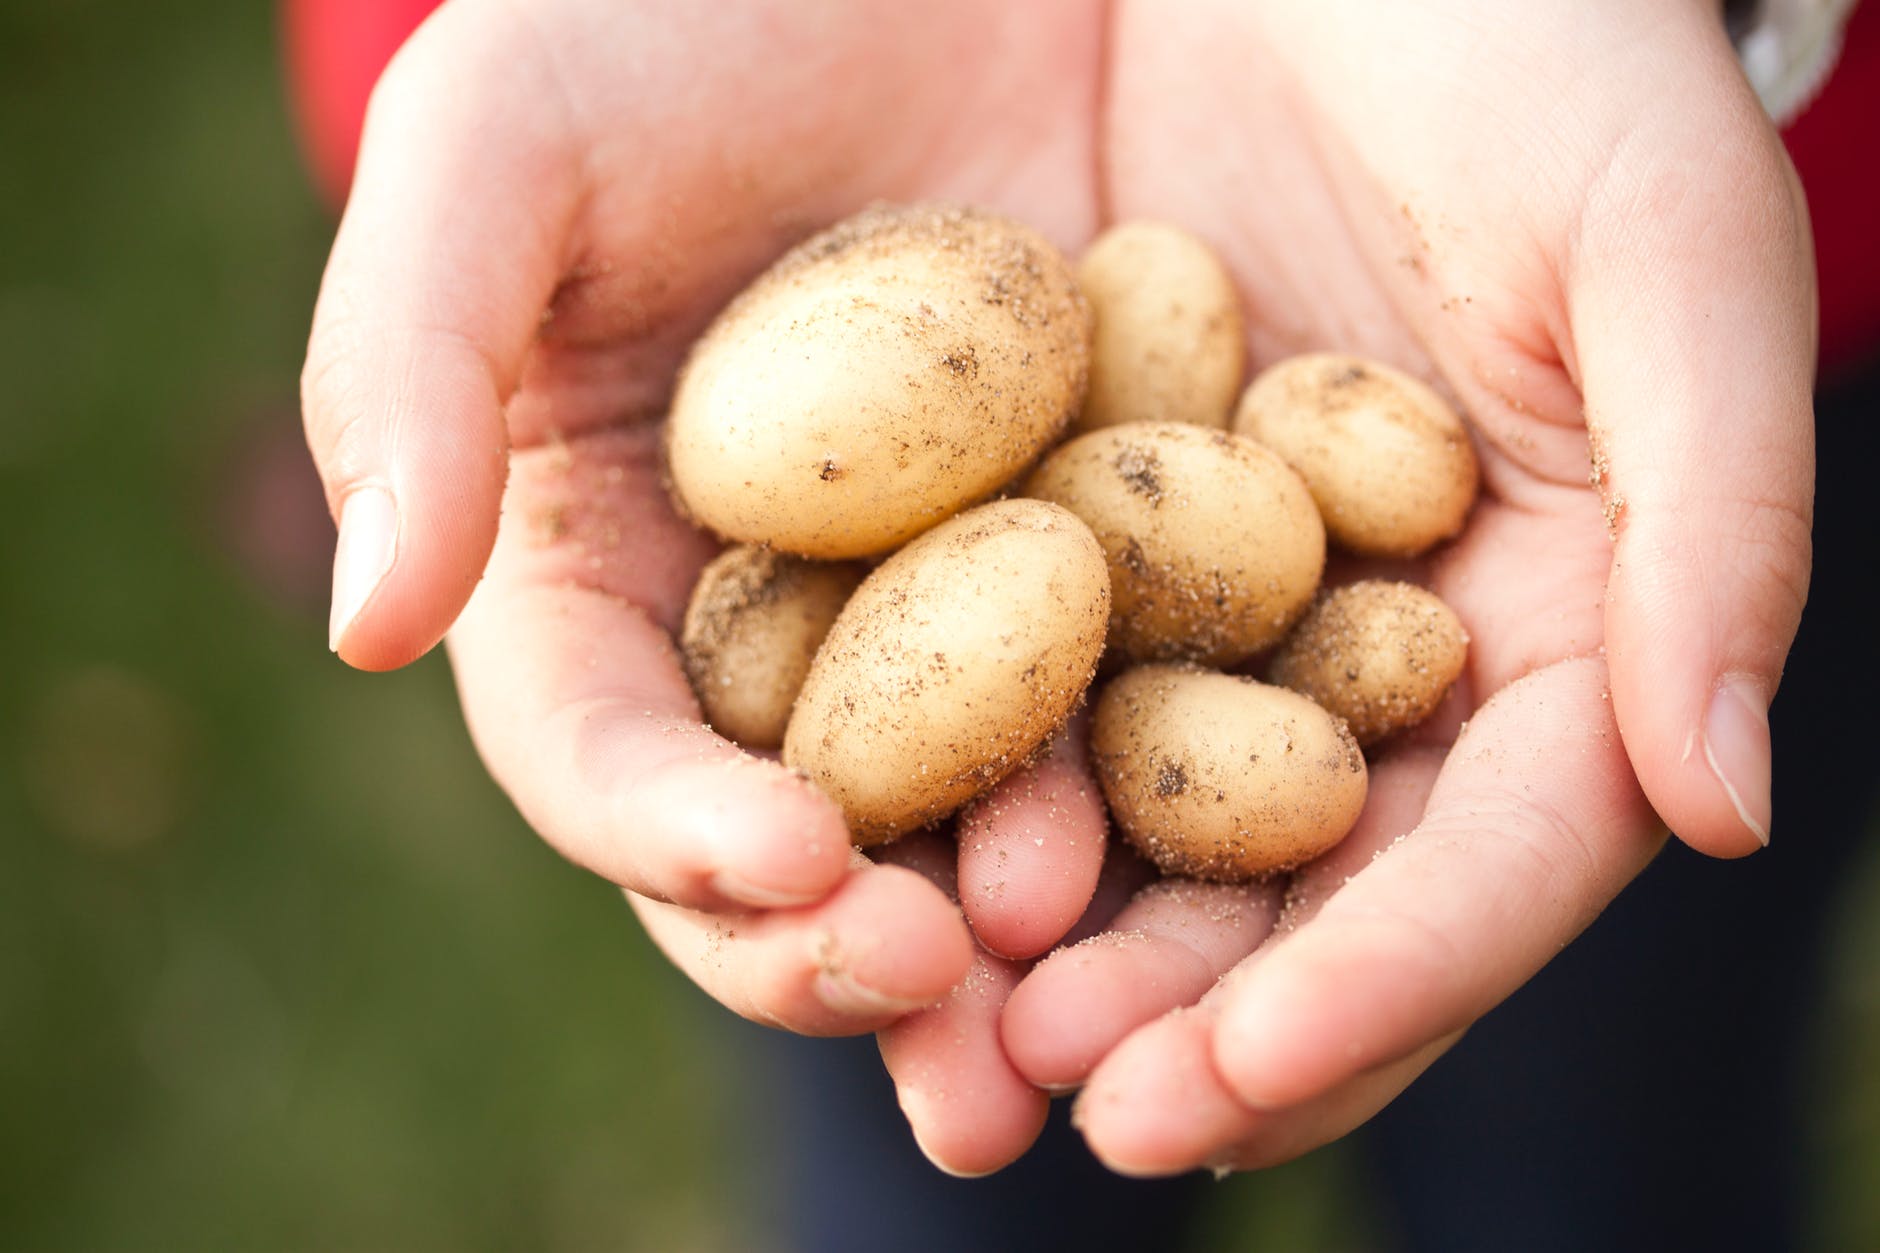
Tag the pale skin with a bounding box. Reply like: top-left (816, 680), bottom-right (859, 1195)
top-left (303, 0), bottom-right (1815, 1179)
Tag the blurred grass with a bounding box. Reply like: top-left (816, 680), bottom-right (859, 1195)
top-left (0, 2), bottom-right (739, 1248)
top-left (1, 1), bottom-right (1877, 1250)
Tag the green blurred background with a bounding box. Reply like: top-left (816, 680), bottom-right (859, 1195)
top-left (3, 1), bottom-right (1879, 1249)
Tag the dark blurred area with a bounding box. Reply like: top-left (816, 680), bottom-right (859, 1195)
top-left (2, 2), bottom-right (1878, 1250)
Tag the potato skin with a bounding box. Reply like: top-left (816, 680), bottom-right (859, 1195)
top-left (1022, 421), bottom-right (1325, 668)
top-left (1073, 221), bottom-right (1245, 434)
top-left (1268, 580), bottom-right (1468, 747)
top-left (680, 546), bottom-right (866, 750)
top-left (666, 203), bottom-right (1091, 559)
top-left (783, 499), bottom-right (1111, 846)
top-left (1234, 353), bottom-right (1478, 557)
top-left (1091, 665), bottom-right (1368, 882)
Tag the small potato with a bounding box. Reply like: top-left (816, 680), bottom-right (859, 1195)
top-left (1073, 222), bottom-right (1245, 434)
top-left (784, 499), bottom-right (1110, 846)
top-left (1234, 353), bottom-right (1478, 557)
top-left (1268, 580), bottom-right (1468, 748)
top-left (1022, 421), bottom-right (1324, 668)
top-left (666, 203), bottom-right (1091, 559)
top-left (679, 546), bottom-right (867, 750)
top-left (1091, 665), bottom-right (1368, 882)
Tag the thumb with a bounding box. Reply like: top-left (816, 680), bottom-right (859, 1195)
top-left (1571, 66), bottom-right (1816, 857)
top-left (300, 3), bottom-right (579, 670)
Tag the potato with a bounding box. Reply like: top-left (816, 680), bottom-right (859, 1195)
top-left (1021, 421), bottom-right (1324, 668)
top-left (784, 499), bottom-right (1110, 846)
top-left (1233, 353), bottom-right (1478, 557)
top-left (1073, 222), bottom-right (1245, 434)
top-left (1268, 580), bottom-right (1468, 748)
top-left (1090, 665), bottom-right (1368, 882)
top-left (666, 203), bottom-right (1091, 559)
top-left (679, 546), bottom-right (867, 750)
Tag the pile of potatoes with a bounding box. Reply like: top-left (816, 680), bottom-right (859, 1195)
top-left (667, 204), bottom-right (1475, 883)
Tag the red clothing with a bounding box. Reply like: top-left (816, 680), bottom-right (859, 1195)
top-left (1781, 1), bottom-right (1880, 376)
top-left (282, 0), bottom-right (1880, 375)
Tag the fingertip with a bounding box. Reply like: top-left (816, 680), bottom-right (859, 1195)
top-left (920, 1092), bottom-right (1049, 1179)
top-left (691, 760), bottom-right (856, 908)
top-left (1074, 1011), bottom-right (1251, 1177)
top-left (1003, 878), bottom-right (1274, 1090)
top-left (1208, 964), bottom-right (1308, 1112)
top-left (311, 341), bottom-right (512, 671)
top-left (878, 943), bottom-right (1046, 1177)
top-left (819, 862), bottom-right (975, 1006)
top-left (956, 726), bottom-right (1108, 959)
top-left (1611, 650), bottom-right (1775, 859)
top-left (1602, 504), bottom-right (1784, 859)
top-left (1000, 942), bottom-right (1115, 1088)
top-left (886, 994), bottom-right (1051, 1176)
top-left (631, 858), bottom-right (974, 1037)
top-left (897, 1054), bottom-right (1049, 1179)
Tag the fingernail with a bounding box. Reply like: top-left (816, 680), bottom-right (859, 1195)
top-left (1702, 676), bottom-right (1772, 847)
top-left (709, 868), bottom-right (823, 910)
top-left (329, 487), bottom-right (399, 651)
top-left (813, 967), bottom-right (933, 1018)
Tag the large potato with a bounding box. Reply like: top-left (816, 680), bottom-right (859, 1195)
top-left (1073, 221), bottom-right (1245, 434)
top-left (666, 203), bottom-right (1091, 559)
top-left (783, 499), bottom-right (1110, 846)
top-left (1022, 421), bottom-right (1324, 668)
top-left (1234, 353), bottom-right (1478, 557)
top-left (1091, 665), bottom-right (1368, 882)
top-left (680, 546), bottom-right (866, 750)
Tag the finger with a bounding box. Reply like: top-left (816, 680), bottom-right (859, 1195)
top-left (1001, 878), bottom-right (1278, 1092)
top-left (630, 857), bottom-right (974, 1037)
top-left (1073, 998), bottom-right (1459, 1177)
top-left (1568, 29), bottom-right (1815, 856)
top-left (446, 426), bottom-right (853, 911)
top-left (1061, 838), bottom-right (1162, 946)
top-left (874, 832), bottom-right (1054, 1175)
top-left (957, 715), bottom-right (1109, 959)
top-left (1003, 748), bottom-right (1439, 1092)
top-left (302, 2), bottom-right (581, 669)
top-left (880, 949), bottom-right (1048, 1177)
top-left (1210, 656), bottom-right (1663, 1112)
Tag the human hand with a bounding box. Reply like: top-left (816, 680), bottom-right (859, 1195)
top-left (302, 0), bottom-right (1811, 1172)
top-left (298, 0), bottom-right (1123, 1035)
top-left (876, 0), bottom-right (1816, 1175)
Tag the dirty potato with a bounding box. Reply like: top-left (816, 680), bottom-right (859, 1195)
top-left (1090, 664), bottom-right (1369, 882)
top-left (783, 499), bottom-right (1110, 846)
top-left (1268, 579), bottom-right (1468, 748)
top-left (1073, 221), bottom-right (1244, 434)
top-left (1022, 421), bottom-right (1324, 668)
top-left (680, 545), bottom-right (866, 750)
top-left (1234, 353), bottom-right (1478, 557)
top-left (666, 203), bottom-right (1091, 559)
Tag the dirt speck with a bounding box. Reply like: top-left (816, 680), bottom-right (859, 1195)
top-left (1154, 760), bottom-right (1189, 798)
